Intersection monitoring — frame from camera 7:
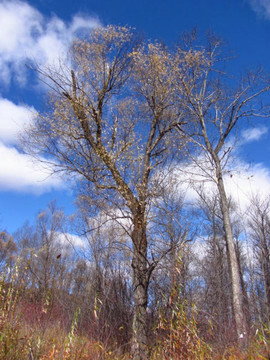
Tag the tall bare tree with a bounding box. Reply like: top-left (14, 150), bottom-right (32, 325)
top-left (173, 34), bottom-right (270, 344)
top-left (22, 26), bottom-right (184, 359)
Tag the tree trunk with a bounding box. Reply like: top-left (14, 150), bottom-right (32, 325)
top-left (215, 163), bottom-right (248, 345)
top-left (261, 231), bottom-right (270, 323)
top-left (131, 214), bottom-right (149, 360)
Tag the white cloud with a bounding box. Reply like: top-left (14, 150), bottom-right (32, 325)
top-left (55, 232), bottom-right (87, 250)
top-left (224, 161), bottom-right (270, 211)
top-left (0, 1), bottom-right (100, 193)
top-left (0, 98), bottom-right (35, 145)
top-left (175, 155), bottom-right (270, 213)
top-left (241, 126), bottom-right (268, 143)
top-left (0, 142), bottom-right (63, 193)
top-left (248, 0), bottom-right (270, 19)
top-left (191, 239), bottom-right (208, 261)
top-left (87, 208), bottom-right (133, 239)
top-left (0, 97), bottom-right (64, 193)
top-left (0, 0), bottom-right (100, 86)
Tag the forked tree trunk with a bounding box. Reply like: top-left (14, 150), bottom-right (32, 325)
top-left (216, 162), bottom-right (248, 346)
top-left (131, 215), bottom-right (149, 360)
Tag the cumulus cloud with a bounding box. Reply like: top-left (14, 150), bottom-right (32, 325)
top-left (0, 0), bottom-right (100, 86)
top-left (0, 98), bottom-right (35, 145)
top-left (0, 1), bottom-right (100, 193)
top-left (224, 161), bottom-right (270, 211)
top-left (0, 97), bottom-right (64, 193)
top-left (248, 0), bottom-right (270, 19)
top-left (241, 126), bottom-right (268, 143)
top-left (176, 155), bottom-right (270, 213)
top-left (0, 142), bottom-right (63, 193)
top-left (55, 232), bottom-right (87, 250)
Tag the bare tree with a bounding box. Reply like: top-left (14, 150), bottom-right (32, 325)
top-left (0, 231), bottom-right (17, 271)
top-left (248, 195), bottom-right (270, 325)
top-left (150, 178), bottom-right (193, 305)
top-left (195, 190), bottom-right (233, 342)
top-left (22, 26), bottom-right (185, 359)
top-left (16, 202), bottom-right (71, 299)
top-left (74, 209), bottom-right (133, 349)
top-left (173, 33), bottom-right (270, 344)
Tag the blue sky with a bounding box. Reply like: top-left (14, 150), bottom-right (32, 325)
top-left (1, 0), bottom-right (270, 233)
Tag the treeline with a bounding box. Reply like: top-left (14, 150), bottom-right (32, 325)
top-left (0, 191), bottom-right (270, 359)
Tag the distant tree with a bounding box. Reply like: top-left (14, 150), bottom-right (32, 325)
top-left (73, 209), bottom-right (133, 347)
top-left (16, 202), bottom-right (72, 300)
top-left (195, 190), bottom-right (233, 341)
top-left (0, 231), bottom-right (17, 271)
top-left (149, 177), bottom-right (193, 308)
top-left (248, 195), bottom-right (270, 325)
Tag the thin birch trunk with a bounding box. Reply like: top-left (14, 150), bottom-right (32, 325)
top-left (215, 160), bottom-right (248, 345)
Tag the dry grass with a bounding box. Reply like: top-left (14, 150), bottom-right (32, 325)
top-left (1, 269), bottom-right (269, 360)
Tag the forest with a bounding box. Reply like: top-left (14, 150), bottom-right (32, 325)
top-left (0, 25), bottom-right (270, 359)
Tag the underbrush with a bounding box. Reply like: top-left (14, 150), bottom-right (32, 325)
top-left (0, 265), bottom-right (129, 360)
top-left (1, 268), bottom-right (269, 360)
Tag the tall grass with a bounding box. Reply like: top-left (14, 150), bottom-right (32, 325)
top-left (0, 263), bottom-right (126, 359)
top-left (0, 264), bottom-right (270, 359)
top-left (152, 298), bottom-right (212, 360)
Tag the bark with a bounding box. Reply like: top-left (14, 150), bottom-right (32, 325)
top-left (213, 232), bottom-right (230, 337)
top-left (236, 242), bottom-right (251, 330)
top-left (215, 160), bottom-right (248, 345)
top-left (260, 229), bottom-right (270, 322)
top-left (131, 213), bottom-right (150, 360)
